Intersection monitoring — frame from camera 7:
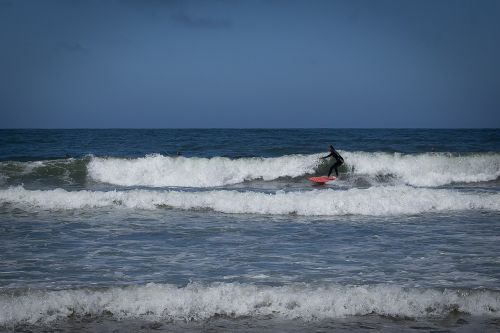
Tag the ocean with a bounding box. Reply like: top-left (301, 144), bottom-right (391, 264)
top-left (0, 129), bottom-right (499, 332)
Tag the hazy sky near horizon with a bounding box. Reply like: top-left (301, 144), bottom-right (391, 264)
top-left (1, 0), bottom-right (499, 128)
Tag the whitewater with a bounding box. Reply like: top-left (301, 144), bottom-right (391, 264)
top-left (88, 152), bottom-right (500, 187)
top-left (1, 185), bottom-right (499, 215)
top-left (1, 128), bottom-right (499, 332)
top-left (2, 283), bottom-right (500, 326)
top-left (1, 151), bottom-right (499, 188)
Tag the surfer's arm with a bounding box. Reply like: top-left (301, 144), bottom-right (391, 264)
top-left (321, 153), bottom-right (333, 159)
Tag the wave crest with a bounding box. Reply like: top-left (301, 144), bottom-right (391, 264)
top-left (88, 154), bottom-right (320, 187)
top-left (1, 152), bottom-right (499, 188)
top-left (1, 186), bottom-right (499, 216)
top-left (1, 283), bottom-right (499, 325)
top-left (343, 152), bottom-right (500, 187)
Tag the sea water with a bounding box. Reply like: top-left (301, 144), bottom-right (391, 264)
top-left (0, 129), bottom-right (499, 332)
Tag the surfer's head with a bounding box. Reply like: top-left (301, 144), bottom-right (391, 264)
top-left (329, 145), bottom-right (334, 151)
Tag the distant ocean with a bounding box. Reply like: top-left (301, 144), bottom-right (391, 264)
top-left (1, 129), bottom-right (499, 332)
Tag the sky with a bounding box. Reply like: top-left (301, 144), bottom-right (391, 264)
top-left (1, 0), bottom-right (499, 128)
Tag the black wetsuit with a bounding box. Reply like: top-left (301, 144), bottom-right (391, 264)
top-left (323, 149), bottom-right (344, 177)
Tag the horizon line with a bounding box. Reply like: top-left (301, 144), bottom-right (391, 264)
top-left (1, 127), bottom-right (499, 130)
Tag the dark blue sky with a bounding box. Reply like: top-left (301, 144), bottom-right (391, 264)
top-left (1, 0), bottom-right (499, 128)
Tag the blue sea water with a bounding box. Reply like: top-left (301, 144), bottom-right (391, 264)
top-left (0, 129), bottom-right (499, 332)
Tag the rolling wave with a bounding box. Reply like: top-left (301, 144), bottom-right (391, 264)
top-left (1, 186), bottom-right (498, 216)
top-left (343, 151), bottom-right (500, 187)
top-left (1, 283), bottom-right (499, 326)
top-left (87, 154), bottom-right (320, 187)
top-left (1, 152), bottom-right (499, 188)
top-left (0, 158), bottom-right (87, 187)
top-left (88, 152), bottom-right (499, 187)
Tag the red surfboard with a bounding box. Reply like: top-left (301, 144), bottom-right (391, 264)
top-left (308, 176), bottom-right (336, 184)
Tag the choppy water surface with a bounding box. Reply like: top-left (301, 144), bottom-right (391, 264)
top-left (0, 129), bottom-right (499, 332)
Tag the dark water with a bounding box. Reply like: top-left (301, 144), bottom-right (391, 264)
top-left (1, 129), bottom-right (498, 161)
top-left (0, 129), bottom-right (499, 332)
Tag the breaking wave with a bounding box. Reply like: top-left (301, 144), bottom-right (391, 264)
top-left (1, 283), bottom-right (499, 326)
top-left (86, 152), bottom-right (500, 187)
top-left (1, 186), bottom-right (498, 216)
top-left (1, 152), bottom-right (499, 188)
top-left (343, 151), bottom-right (500, 187)
top-left (87, 154), bottom-right (320, 187)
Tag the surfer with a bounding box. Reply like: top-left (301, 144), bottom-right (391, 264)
top-left (321, 145), bottom-right (344, 178)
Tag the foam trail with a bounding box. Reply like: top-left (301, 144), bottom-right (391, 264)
top-left (88, 154), bottom-right (321, 187)
top-left (1, 186), bottom-right (499, 216)
top-left (343, 151), bottom-right (500, 187)
top-left (1, 283), bottom-right (499, 325)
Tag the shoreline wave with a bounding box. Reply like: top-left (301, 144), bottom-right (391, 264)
top-left (1, 283), bottom-right (499, 326)
top-left (1, 186), bottom-right (499, 216)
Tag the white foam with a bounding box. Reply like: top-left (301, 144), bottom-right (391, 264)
top-left (86, 152), bottom-right (500, 188)
top-left (1, 186), bottom-right (499, 216)
top-left (343, 151), bottom-right (500, 187)
top-left (3, 152), bottom-right (498, 188)
top-left (88, 154), bottom-right (321, 187)
top-left (1, 283), bottom-right (499, 325)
